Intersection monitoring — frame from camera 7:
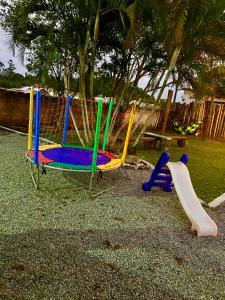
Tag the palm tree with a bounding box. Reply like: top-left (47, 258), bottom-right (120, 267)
top-left (132, 0), bottom-right (225, 146)
top-left (1, 0), bottom-right (136, 144)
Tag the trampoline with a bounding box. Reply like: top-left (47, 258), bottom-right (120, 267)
top-left (27, 144), bottom-right (122, 172)
top-left (26, 88), bottom-right (135, 196)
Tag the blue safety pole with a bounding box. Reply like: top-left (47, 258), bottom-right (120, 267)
top-left (34, 90), bottom-right (41, 165)
top-left (62, 95), bottom-right (72, 145)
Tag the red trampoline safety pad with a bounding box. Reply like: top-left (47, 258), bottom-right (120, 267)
top-left (29, 150), bottom-right (54, 164)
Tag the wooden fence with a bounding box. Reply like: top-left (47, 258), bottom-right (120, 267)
top-left (0, 88), bottom-right (224, 141)
top-left (150, 101), bottom-right (225, 140)
top-left (204, 101), bottom-right (225, 140)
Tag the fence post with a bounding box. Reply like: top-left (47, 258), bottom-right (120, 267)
top-left (204, 96), bottom-right (215, 139)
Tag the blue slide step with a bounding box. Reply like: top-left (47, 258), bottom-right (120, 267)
top-left (142, 152), bottom-right (188, 192)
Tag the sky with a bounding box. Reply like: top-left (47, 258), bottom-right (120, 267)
top-left (0, 28), bottom-right (27, 74)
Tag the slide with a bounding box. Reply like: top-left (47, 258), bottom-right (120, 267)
top-left (142, 152), bottom-right (218, 237)
top-left (167, 161), bottom-right (218, 237)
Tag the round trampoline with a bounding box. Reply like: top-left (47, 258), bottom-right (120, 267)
top-left (27, 144), bottom-right (122, 172)
top-left (26, 89), bottom-right (135, 194)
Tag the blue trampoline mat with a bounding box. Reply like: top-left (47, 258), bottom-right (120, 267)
top-left (42, 147), bottom-right (111, 166)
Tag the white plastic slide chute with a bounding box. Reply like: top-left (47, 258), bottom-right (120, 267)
top-left (167, 161), bottom-right (218, 237)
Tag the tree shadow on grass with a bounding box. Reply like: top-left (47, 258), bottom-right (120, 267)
top-left (2, 225), bottom-right (225, 300)
top-left (0, 228), bottom-right (188, 300)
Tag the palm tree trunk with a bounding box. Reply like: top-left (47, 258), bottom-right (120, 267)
top-left (131, 105), bottom-right (147, 136)
top-left (79, 46), bottom-right (89, 144)
top-left (111, 118), bottom-right (129, 146)
top-left (89, 8), bottom-right (100, 98)
top-left (151, 66), bottom-right (167, 97)
top-left (132, 108), bottom-right (156, 147)
top-left (64, 65), bottom-right (70, 95)
top-left (161, 89), bottom-right (173, 134)
top-left (130, 69), bottom-right (161, 136)
top-left (155, 46), bottom-right (181, 102)
top-left (107, 53), bottom-right (141, 145)
top-left (143, 67), bottom-right (160, 93)
top-left (83, 20), bottom-right (93, 143)
top-left (132, 46), bottom-right (181, 147)
top-left (79, 48), bottom-right (86, 98)
top-left (107, 80), bottom-right (130, 143)
top-left (69, 109), bottom-right (85, 146)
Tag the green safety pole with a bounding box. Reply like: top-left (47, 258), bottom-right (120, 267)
top-left (102, 98), bottom-right (113, 151)
top-left (91, 98), bottom-right (103, 173)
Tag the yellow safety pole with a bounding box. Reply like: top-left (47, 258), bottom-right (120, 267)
top-left (121, 104), bottom-right (136, 163)
top-left (28, 86), bottom-right (34, 151)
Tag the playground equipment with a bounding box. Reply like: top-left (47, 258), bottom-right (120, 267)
top-left (26, 88), bottom-right (135, 196)
top-left (142, 152), bottom-right (218, 237)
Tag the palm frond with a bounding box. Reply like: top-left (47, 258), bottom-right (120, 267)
top-left (197, 36), bottom-right (225, 59)
top-left (17, 44), bottom-right (27, 64)
top-left (186, 0), bottom-right (215, 32)
top-left (5, 34), bottom-right (16, 56)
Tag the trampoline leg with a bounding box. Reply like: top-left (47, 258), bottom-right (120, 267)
top-left (30, 161), bottom-right (40, 189)
top-left (97, 170), bottom-right (103, 182)
top-left (89, 172), bottom-right (95, 194)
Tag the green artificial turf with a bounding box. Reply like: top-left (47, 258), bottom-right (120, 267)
top-left (137, 136), bottom-right (225, 202)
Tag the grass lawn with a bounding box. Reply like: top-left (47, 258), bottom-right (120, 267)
top-left (137, 136), bottom-right (225, 202)
top-left (1, 129), bottom-right (225, 299)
